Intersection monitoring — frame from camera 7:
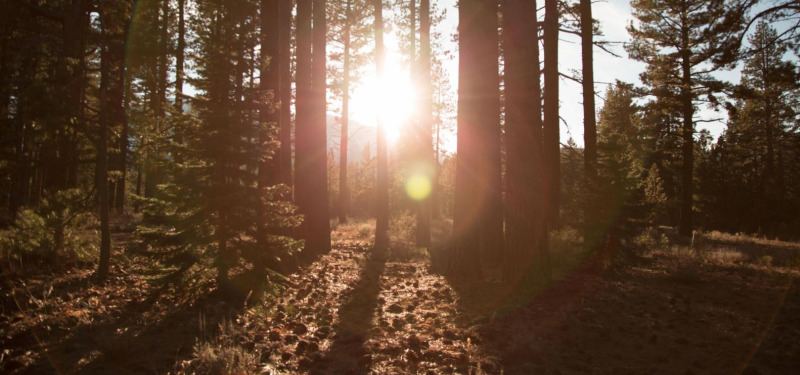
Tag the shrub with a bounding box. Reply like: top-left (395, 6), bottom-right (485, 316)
top-left (0, 189), bottom-right (97, 268)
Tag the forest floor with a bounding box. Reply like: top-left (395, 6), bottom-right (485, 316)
top-left (1, 220), bottom-right (800, 374)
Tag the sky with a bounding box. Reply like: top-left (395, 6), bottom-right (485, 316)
top-left (347, 0), bottom-right (783, 151)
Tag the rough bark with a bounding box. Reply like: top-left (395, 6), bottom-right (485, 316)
top-left (543, 0), bottom-right (560, 228)
top-left (416, 0), bottom-right (432, 247)
top-left (338, 0), bottom-right (352, 224)
top-left (374, 0), bottom-right (389, 256)
top-left (279, 0), bottom-right (293, 188)
top-left (450, 0), bottom-right (502, 279)
top-left (581, 0), bottom-right (598, 249)
top-left (679, 12), bottom-right (693, 236)
top-left (296, 0), bottom-right (313, 247)
top-left (96, 9), bottom-right (114, 283)
top-left (502, 0), bottom-right (550, 284)
top-left (310, 0), bottom-right (331, 255)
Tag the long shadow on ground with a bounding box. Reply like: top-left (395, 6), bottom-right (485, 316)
top-left (19, 265), bottom-right (244, 375)
top-left (308, 254), bottom-right (385, 375)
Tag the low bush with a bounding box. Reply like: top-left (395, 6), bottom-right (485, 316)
top-left (0, 189), bottom-right (97, 269)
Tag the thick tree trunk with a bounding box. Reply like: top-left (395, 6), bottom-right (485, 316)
top-left (416, 0), bottom-right (432, 247)
top-left (296, 0), bottom-right (312, 243)
top-left (450, 0), bottom-right (501, 278)
top-left (543, 0), bottom-right (560, 228)
top-left (279, 0), bottom-right (293, 189)
top-left (310, 0), bottom-right (331, 255)
top-left (339, 0), bottom-right (352, 224)
top-left (296, 0), bottom-right (330, 259)
top-left (502, 0), bottom-right (549, 284)
top-left (375, 0), bottom-right (389, 256)
top-left (581, 0), bottom-right (598, 249)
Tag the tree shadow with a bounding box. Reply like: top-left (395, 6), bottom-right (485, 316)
top-left (19, 266), bottom-right (245, 375)
top-left (307, 254), bottom-right (385, 375)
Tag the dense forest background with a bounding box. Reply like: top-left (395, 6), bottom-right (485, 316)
top-left (1, 0), bottom-right (800, 373)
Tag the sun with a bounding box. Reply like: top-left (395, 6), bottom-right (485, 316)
top-left (349, 54), bottom-right (417, 145)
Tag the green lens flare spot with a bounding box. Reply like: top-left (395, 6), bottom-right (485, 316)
top-left (405, 175), bottom-right (432, 201)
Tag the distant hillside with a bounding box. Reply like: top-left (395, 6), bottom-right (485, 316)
top-left (326, 114), bottom-right (377, 160)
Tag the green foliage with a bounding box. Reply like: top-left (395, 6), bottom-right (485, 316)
top-left (549, 226), bottom-right (587, 272)
top-left (696, 22), bottom-right (800, 238)
top-left (560, 138), bottom-right (584, 228)
top-left (1, 189), bottom-right (97, 266)
top-left (633, 227), bottom-right (671, 253)
top-left (643, 164), bottom-right (668, 225)
top-left (134, 109), bottom-right (302, 276)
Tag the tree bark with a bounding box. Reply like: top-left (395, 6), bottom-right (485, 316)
top-left (310, 0), bottom-right (331, 255)
top-left (450, 0), bottom-right (501, 278)
top-left (175, 0), bottom-right (185, 112)
top-left (374, 0), bottom-right (389, 256)
top-left (259, 0), bottom-right (281, 269)
top-left (296, 0), bottom-right (312, 248)
top-left (416, 0), bottom-right (432, 247)
top-left (280, 0), bottom-right (293, 189)
top-left (581, 0), bottom-right (598, 249)
top-left (96, 9), bottom-right (113, 283)
top-left (502, 0), bottom-right (549, 284)
top-left (679, 11), bottom-right (693, 236)
top-left (339, 0), bottom-right (352, 224)
top-left (543, 0), bottom-right (560, 228)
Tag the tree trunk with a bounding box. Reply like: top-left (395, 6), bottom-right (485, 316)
top-left (114, 11), bottom-right (132, 214)
top-left (259, 0), bottom-right (281, 270)
top-left (375, 0), bottom-right (389, 256)
top-left (96, 11), bottom-right (113, 283)
top-left (450, 0), bottom-right (501, 278)
top-left (416, 0), bottom-right (432, 247)
top-left (581, 0), bottom-right (598, 249)
top-left (310, 0), bottom-right (331, 255)
top-left (279, 0), bottom-right (293, 189)
top-left (543, 0), bottom-right (560, 228)
top-left (296, 0), bottom-right (312, 248)
top-left (175, 0), bottom-right (185, 112)
top-left (339, 0), bottom-right (352, 224)
top-left (678, 15), bottom-right (693, 236)
top-left (502, 0), bottom-right (549, 284)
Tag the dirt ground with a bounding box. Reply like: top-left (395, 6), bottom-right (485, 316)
top-left (2, 224), bottom-right (799, 374)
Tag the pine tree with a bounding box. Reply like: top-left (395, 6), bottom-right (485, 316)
top-left (738, 21), bottom-right (798, 218)
top-left (597, 81), bottom-right (644, 221)
top-left (415, 0), bottom-right (433, 248)
top-left (450, 0), bottom-right (502, 278)
top-left (502, 0), bottom-right (550, 284)
top-left (580, 0), bottom-right (600, 250)
top-left (627, 0), bottom-right (742, 236)
top-left (374, 0), bottom-right (389, 256)
top-left (543, 0), bottom-right (560, 227)
top-left (279, 0), bottom-right (293, 188)
top-left (295, 0), bottom-right (331, 260)
top-left (328, 0), bottom-right (373, 223)
top-left (644, 163), bottom-right (668, 225)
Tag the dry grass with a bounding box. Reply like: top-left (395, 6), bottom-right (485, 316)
top-left (331, 218), bottom-right (376, 244)
top-left (636, 226), bottom-right (800, 273)
top-left (179, 319), bottom-right (261, 375)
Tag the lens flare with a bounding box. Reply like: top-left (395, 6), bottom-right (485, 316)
top-left (405, 174), bottom-right (432, 201)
